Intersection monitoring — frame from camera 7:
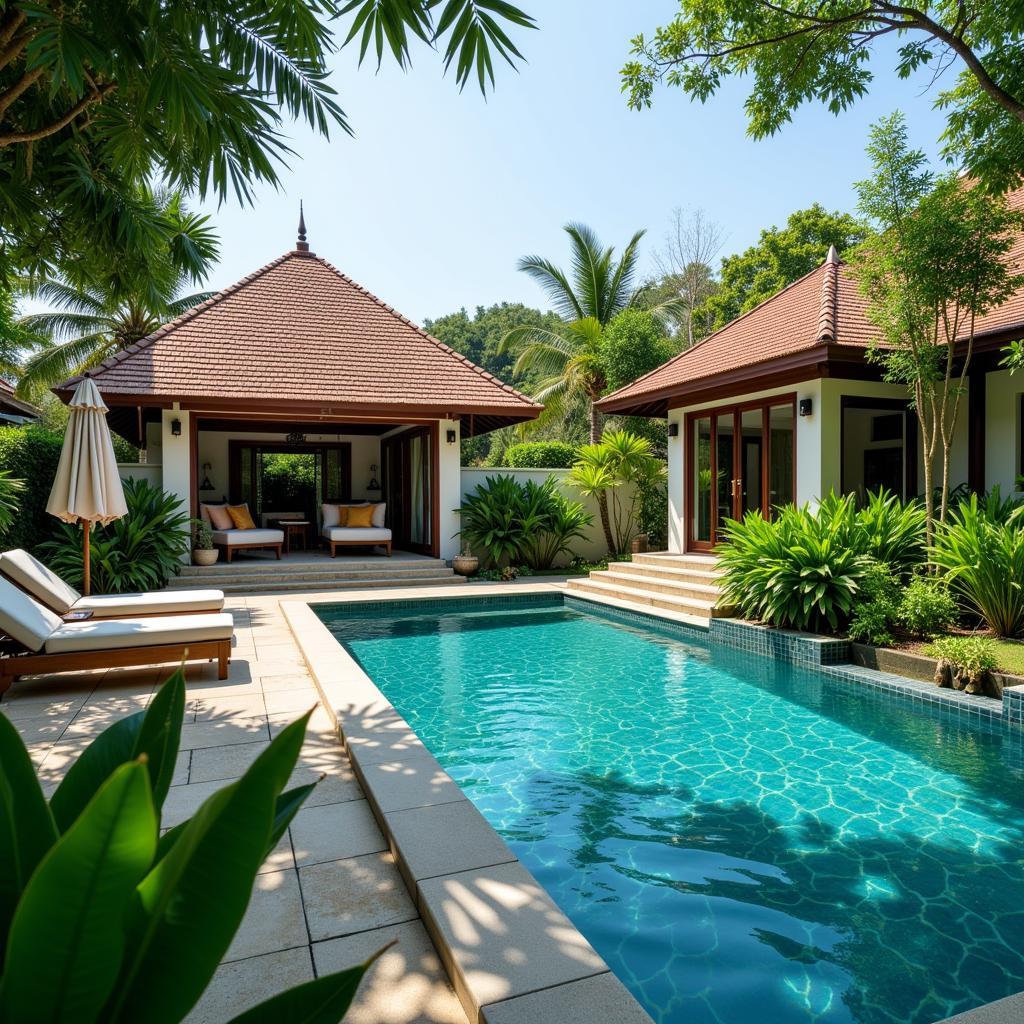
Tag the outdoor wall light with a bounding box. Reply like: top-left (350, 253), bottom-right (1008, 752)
top-left (667, 422), bottom-right (679, 437)
top-left (171, 418), bottom-right (182, 436)
top-left (446, 429), bottom-right (457, 444)
top-left (799, 399), bottom-right (813, 417)
top-left (367, 464), bottom-right (381, 491)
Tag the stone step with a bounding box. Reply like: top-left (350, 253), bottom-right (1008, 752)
top-left (629, 552), bottom-right (723, 572)
top-left (562, 585), bottom-right (711, 630)
top-left (169, 573), bottom-right (467, 596)
top-left (178, 558), bottom-right (448, 576)
top-left (168, 565), bottom-right (454, 589)
top-left (606, 560), bottom-right (724, 585)
top-left (566, 577), bottom-right (731, 619)
top-left (591, 569), bottom-right (722, 602)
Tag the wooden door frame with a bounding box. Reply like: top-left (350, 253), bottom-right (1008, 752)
top-left (684, 394), bottom-right (797, 551)
top-left (381, 423), bottom-right (440, 558)
top-left (838, 396), bottom-right (917, 500)
top-left (226, 440), bottom-right (352, 512)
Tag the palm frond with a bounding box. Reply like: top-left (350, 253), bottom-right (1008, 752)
top-left (16, 311), bottom-right (110, 343)
top-left (607, 229), bottom-right (646, 316)
top-left (564, 222), bottom-right (613, 322)
top-left (515, 255), bottom-right (585, 321)
top-left (15, 279), bottom-right (107, 316)
top-left (16, 335), bottom-right (114, 398)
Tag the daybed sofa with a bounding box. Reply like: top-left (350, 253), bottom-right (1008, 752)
top-left (201, 503), bottom-right (283, 562)
top-left (321, 502), bottom-right (391, 557)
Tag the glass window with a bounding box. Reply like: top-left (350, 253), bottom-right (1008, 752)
top-left (693, 417), bottom-right (712, 543)
top-left (740, 408), bottom-right (764, 515)
top-left (768, 404), bottom-right (794, 511)
top-left (715, 413), bottom-right (735, 535)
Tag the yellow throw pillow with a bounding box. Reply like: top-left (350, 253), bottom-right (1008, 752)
top-left (345, 504), bottom-right (374, 528)
top-left (337, 505), bottom-right (350, 527)
top-left (227, 504), bottom-right (256, 530)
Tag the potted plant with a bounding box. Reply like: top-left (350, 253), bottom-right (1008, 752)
top-left (452, 546), bottom-right (479, 577)
top-left (191, 517), bottom-right (219, 566)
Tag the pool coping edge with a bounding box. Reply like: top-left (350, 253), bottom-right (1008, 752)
top-left (280, 598), bottom-right (654, 1024)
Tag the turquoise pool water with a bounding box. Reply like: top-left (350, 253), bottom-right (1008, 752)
top-left (322, 598), bottom-right (1024, 1024)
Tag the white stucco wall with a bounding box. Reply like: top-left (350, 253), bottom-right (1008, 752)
top-left (438, 419), bottom-right (461, 560)
top-left (160, 408), bottom-right (191, 513)
top-left (985, 367), bottom-right (1023, 495)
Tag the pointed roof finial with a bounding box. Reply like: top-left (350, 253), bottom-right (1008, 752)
top-left (296, 201), bottom-right (310, 253)
top-left (825, 243), bottom-right (839, 264)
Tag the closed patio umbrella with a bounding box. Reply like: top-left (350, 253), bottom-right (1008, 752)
top-left (46, 379), bottom-right (128, 595)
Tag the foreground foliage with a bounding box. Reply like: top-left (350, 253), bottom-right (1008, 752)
top-left (0, 425), bottom-right (65, 553)
top-left (41, 479), bottom-right (190, 593)
top-left (0, 668), bottom-right (377, 1022)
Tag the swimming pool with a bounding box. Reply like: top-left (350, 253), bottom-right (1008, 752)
top-left (321, 596), bottom-right (1024, 1024)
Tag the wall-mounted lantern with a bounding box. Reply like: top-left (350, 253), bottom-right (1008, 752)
top-left (798, 399), bottom-right (813, 417)
top-left (446, 429), bottom-right (457, 444)
top-left (667, 422), bottom-right (679, 437)
top-left (171, 418), bottom-right (182, 437)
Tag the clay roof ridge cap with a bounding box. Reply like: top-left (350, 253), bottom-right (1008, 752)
top-left (312, 255), bottom-right (542, 409)
top-left (818, 250), bottom-right (839, 342)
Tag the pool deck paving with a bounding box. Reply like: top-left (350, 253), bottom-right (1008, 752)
top-left (0, 578), bottom-right (653, 1024)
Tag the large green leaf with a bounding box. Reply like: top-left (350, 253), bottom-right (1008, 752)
top-left (225, 951), bottom-right (388, 1024)
top-left (50, 669), bottom-right (186, 832)
top-left (0, 760), bottom-right (156, 1023)
top-left (105, 713), bottom-right (312, 1024)
top-left (0, 715), bottom-right (59, 957)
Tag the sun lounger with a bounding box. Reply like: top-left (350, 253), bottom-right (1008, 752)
top-left (0, 577), bottom-right (233, 691)
top-left (0, 549), bottom-right (225, 618)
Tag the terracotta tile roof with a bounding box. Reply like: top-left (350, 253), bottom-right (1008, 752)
top-left (599, 185), bottom-right (1024, 414)
top-left (59, 250), bottom-right (541, 421)
top-left (0, 378), bottom-right (37, 418)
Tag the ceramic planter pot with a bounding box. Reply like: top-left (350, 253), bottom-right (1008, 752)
top-left (193, 548), bottom-right (219, 566)
top-left (452, 554), bottom-right (479, 577)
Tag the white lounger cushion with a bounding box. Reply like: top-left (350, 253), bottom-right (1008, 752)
top-left (74, 590), bottom-right (225, 617)
top-left (44, 612), bottom-right (234, 655)
top-left (212, 529), bottom-right (283, 546)
top-left (322, 527), bottom-right (392, 542)
top-left (0, 549), bottom-right (81, 615)
top-left (0, 576), bottom-right (64, 652)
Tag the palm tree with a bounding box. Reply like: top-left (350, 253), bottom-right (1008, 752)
top-left (14, 190), bottom-right (217, 398)
top-left (501, 223), bottom-right (677, 551)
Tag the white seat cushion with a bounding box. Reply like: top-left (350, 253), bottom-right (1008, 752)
top-left (0, 549), bottom-right (81, 615)
top-left (44, 612), bottom-right (234, 655)
top-left (212, 529), bottom-right (283, 546)
top-left (0, 576), bottom-right (62, 652)
top-left (322, 527), bottom-right (392, 542)
top-left (74, 589), bottom-right (225, 617)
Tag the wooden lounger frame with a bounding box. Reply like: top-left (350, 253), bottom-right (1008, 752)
top-left (329, 540), bottom-right (392, 557)
top-left (217, 541), bottom-right (283, 563)
top-left (0, 638), bottom-right (231, 693)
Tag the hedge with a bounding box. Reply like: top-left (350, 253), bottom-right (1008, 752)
top-left (503, 441), bottom-right (578, 469)
top-left (0, 425), bottom-right (66, 554)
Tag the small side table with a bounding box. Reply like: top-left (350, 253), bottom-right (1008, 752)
top-left (274, 520), bottom-right (310, 554)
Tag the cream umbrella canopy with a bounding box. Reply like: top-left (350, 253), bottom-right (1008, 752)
top-left (46, 379), bottom-right (128, 595)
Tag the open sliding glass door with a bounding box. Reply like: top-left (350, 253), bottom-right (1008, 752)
top-left (382, 427), bottom-right (435, 555)
top-left (687, 396), bottom-right (796, 550)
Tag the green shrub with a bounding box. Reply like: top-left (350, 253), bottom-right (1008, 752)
top-left (456, 474), bottom-right (593, 569)
top-left (898, 575), bottom-right (958, 636)
top-left (848, 562), bottom-right (901, 646)
top-left (0, 468), bottom-right (24, 534)
top-left (503, 441), bottom-right (578, 469)
top-left (719, 499), bottom-right (871, 633)
top-left (41, 478), bottom-right (190, 593)
top-left (0, 668), bottom-right (377, 1022)
top-left (0, 425), bottom-right (65, 553)
top-left (925, 634), bottom-right (1000, 695)
top-left (856, 489), bottom-right (927, 573)
top-left (930, 495), bottom-right (1024, 637)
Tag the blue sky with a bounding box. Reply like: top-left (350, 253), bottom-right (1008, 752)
top-left (196, 0), bottom-right (953, 324)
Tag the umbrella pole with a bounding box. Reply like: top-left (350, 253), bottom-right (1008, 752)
top-left (82, 520), bottom-right (91, 597)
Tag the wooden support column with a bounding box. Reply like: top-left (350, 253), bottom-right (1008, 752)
top-left (968, 367), bottom-right (986, 495)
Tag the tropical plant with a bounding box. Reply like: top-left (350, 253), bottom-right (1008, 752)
top-left (0, 1), bottom-right (534, 283)
top-left (930, 495), bottom-right (1024, 638)
top-left (0, 469), bottom-right (23, 534)
top-left (0, 667), bottom-right (379, 1022)
top-left (719, 499), bottom-right (871, 633)
top-left (847, 562), bottom-right (901, 647)
top-left (14, 191), bottom-right (217, 398)
top-left (41, 479), bottom-right (190, 594)
top-left (926, 635), bottom-right (999, 695)
top-left (456, 474), bottom-right (528, 568)
top-left (855, 488), bottom-right (927, 575)
top-left (503, 441), bottom-right (578, 469)
top-left (518, 480), bottom-right (592, 570)
top-left (621, 1), bottom-right (1024, 193)
top-left (568, 430), bottom-right (665, 555)
top-left (191, 518), bottom-right (215, 552)
top-left (898, 575), bottom-right (958, 637)
top-left (0, 425), bottom-right (65, 553)
top-left (851, 113), bottom-right (1024, 537)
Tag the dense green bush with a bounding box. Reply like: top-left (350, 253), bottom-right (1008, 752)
top-left (456, 474), bottom-right (592, 569)
top-left (856, 489), bottom-right (927, 573)
top-left (0, 668), bottom-right (376, 1023)
top-left (847, 568), bottom-right (958, 646)
top-left (41, 478), bottom-right (190, 593)
top-left (931, 495), bottom-right (1024, 637)
top-left (0, 425), bottom-right (65, 553)
top-left (847, 562), bottom-right (901, 646)
top-left (0, 469), bottom-right (24, 534)
top-left (899, 576), bottom-right (958, 636)
top-left (926, 635), bottom-right (999, 695)
top-left (503, 441), bottom-right (578, 469)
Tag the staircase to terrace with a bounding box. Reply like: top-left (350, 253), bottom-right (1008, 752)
top-left (167, 551), bottom-right (465, 596)
top-left (565, 552), bottom-right (733, 626)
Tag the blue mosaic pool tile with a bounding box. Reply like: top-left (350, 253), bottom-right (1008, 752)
top-left (709, 617), bottom-right (850, 667)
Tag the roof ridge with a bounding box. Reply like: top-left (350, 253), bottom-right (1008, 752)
top-left (818, 248), bottom-right (839, 342)
top-left (311, 255), bottom-right (541, 410)
top-left (600, 260), bottom-right (831, 405)
top-left (60, 251), bottom-right (297, 390)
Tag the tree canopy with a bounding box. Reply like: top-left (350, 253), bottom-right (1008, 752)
top-left (622, 1), bottom-right (1024, 192)
top-left (0, 0), bottom-right (534, 281)
top-left (694, 204), bottom-right (867, 334)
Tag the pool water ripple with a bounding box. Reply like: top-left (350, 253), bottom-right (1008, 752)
top-left (324, 602), bottom-right (1024, 1024)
